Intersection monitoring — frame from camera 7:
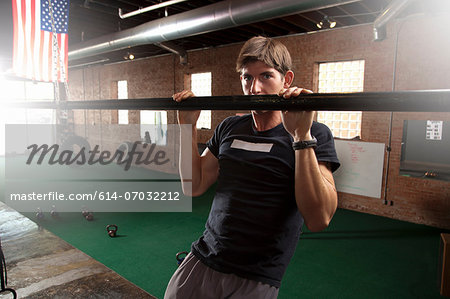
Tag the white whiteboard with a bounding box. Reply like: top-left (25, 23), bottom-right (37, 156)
top-left (333, 140), bottom-right (385, 198)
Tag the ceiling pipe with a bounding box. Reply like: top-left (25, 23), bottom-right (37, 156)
top-left (373, 0), bottom-right (412, 41)
top-left (119, 0), bottom-right (189, 19)
top-left (69, 0), bottom-right (360, 61)
top-left (68, 58), bottom-right (110, 69)
top-left (155, 41), bottom-right (188, 64)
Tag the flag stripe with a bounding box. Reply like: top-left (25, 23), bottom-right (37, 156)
top-left (44, 32), bottom-right (51, 82)
top-left (18, 0), bottom-right (25, 77)
top-left (34, 2), bottom-right (41, 81)
top-left (26, 0), bottom-right (34, 78)
top-left (39, 30), bottom-right (44, 81)
top-left (57, 34), bottom-right (61, 82)
top-left (63, 33), bottom-right (68, 80)
top-left (21, 0), bottom-right (28, 77)
top-left (12, 0), bottom-right (19, 74)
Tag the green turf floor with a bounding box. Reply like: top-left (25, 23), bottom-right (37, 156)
top-left (1, 157), bottom-right (448, 298)
top-left (16, 197), bottom-right (448, 299)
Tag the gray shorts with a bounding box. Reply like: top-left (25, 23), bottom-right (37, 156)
top-left (164, 252), bottom-right (279, 299)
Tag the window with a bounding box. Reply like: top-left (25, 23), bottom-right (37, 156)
top-left (0, 78), bottom-right (55, 155)
top-left (118, 80), bottom-right (128, 124)
top-left (317, 60), bottom-right (364, 139)
top-left (140, 111), bottom-right (167, 145)
top-left (191, 72), bottom-right (211, 129)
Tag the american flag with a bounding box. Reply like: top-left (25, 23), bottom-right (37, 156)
top-left (12, 0), bottom-right (69, 82)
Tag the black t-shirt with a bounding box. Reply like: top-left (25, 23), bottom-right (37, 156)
top-left (191, 114), bottom-right (340, 287)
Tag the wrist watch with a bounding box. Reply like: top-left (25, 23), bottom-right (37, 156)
top-left (292, 136), bottom-right (317, 150)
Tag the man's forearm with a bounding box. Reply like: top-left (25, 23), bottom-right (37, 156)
top-left (179, 124), bottom-right (201, 196)
top-left (294, 148), bottom-right (338, 232)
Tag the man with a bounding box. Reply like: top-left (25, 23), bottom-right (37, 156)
top-left (165, 36), bottom-right (340, 298)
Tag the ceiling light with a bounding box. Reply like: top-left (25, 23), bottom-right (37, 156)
top-left (317, 16), bottom-right (336, 29)
top-left (124, 52), bottom-right (135, 60)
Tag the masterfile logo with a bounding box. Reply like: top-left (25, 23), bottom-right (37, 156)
top-left (4, 124), bottom-right (193, 213)
top-left (26, 142), bottom-right (170, 171)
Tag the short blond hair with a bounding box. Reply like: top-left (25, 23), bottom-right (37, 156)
top-left (236, 36), bottom-right (292, 75)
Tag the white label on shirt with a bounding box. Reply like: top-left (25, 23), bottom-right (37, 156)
top-left (230, 139), bottom-right (273, 152)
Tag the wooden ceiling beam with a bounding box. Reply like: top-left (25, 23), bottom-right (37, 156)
top-left (282, 14), bottom-right (317, 32)
top-left (265, 18), bottom-right (303, 34)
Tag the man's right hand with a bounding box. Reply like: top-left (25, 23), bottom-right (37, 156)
top-left (173, 90), bottom-right (201, 125)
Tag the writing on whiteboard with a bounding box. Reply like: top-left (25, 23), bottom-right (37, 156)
top-left (333, 140), bottom-right (385, 198)
top-left (349, 143), bottom-right (365, 163)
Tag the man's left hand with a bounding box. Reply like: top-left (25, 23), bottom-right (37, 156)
top-left (278, 87), bottom-right (315, 141)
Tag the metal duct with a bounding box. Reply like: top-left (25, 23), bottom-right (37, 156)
top-left (373, 0), bottom-right (412, 41)
top-left (155, 41), bottom-right (188, 64)
top-left (69, 0), bottom-right (359, 61)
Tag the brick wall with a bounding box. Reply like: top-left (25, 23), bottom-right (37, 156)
top-left (68, 13), bottom-right (450, 229)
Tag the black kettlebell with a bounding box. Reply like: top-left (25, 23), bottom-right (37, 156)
top-left (36, 208), bottom-right (44, 220)
top-left (106, 224), bottom-right (118, 237)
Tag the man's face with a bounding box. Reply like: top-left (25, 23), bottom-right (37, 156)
top-left (240, 60), bottom-right (286, 95)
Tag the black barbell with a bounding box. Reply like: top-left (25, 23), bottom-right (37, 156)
top-left (4, 90), bottom-right (450, 112)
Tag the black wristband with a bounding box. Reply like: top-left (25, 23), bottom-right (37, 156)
top-left (292, 136), bottom-right (317, 150)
